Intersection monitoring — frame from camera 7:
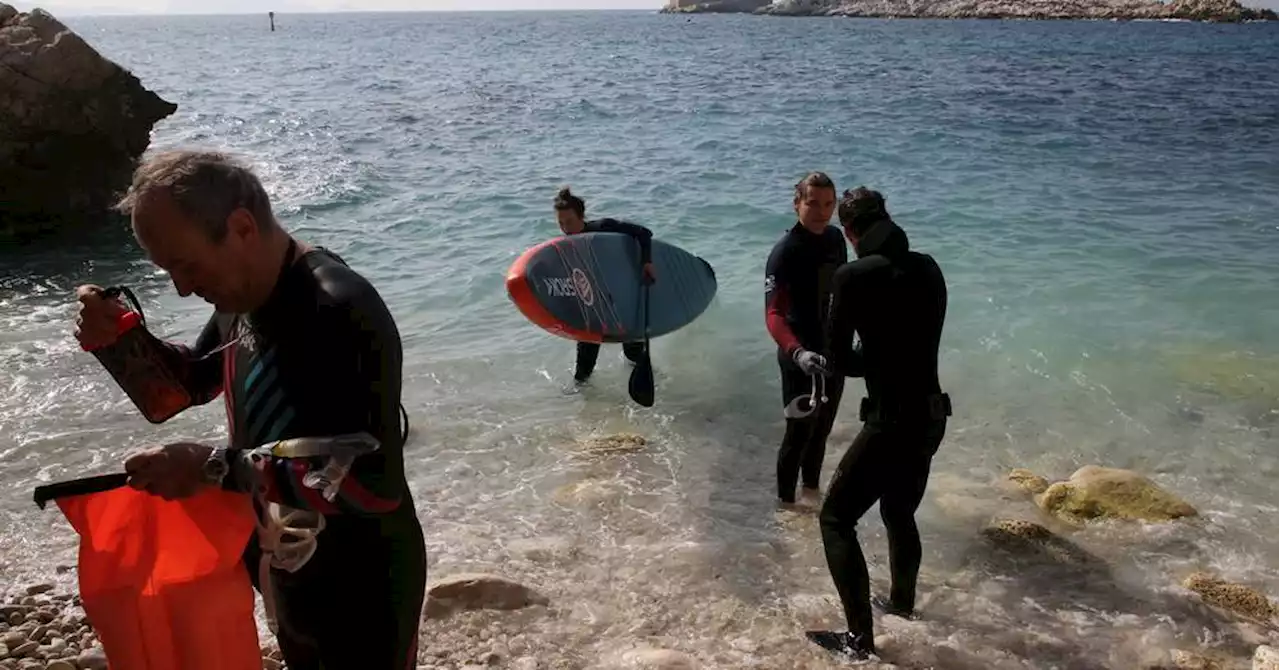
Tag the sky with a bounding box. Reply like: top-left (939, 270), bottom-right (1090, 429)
top-left (9, 0), bottom-right (662, 12)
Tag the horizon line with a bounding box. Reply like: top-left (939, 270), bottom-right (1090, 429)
top-left (17, 7), bottom-right (668, 15)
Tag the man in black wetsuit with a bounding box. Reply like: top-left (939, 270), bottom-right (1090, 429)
top-left (73, 150), bottom-right (426, 670)
top-left (552, 186), bottom-right (657, 389)
top-left (805, 187), bottom-right (951, 660)
top-left (764, 172), bottom-right (848, 508)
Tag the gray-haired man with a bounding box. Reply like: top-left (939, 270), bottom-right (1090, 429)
top-left (73, 149), bottom-right (426, 670)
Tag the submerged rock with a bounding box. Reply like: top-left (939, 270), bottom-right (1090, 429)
top-left (1182, 573), bottom-right (1278, 625)
top-left (1035, 466), bottom-right (1197, 525)
top-left (424, 574), bottom-right (550, 619)
top-left (574, 433), bottom-right (648, 456)
top-left (0, 3), bottom-right (176, 244)
top-left (1167, 650), bottom-right (1233, 670)
top-left (980, 518), bottom-right (1101, 567)
top-left (598, 647), bottom-right (698, 670)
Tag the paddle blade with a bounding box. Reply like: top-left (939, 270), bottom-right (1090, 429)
top-left (53, 484), bottom-right (262, 669)
top-left (628, 349), bottom-right (655, 407)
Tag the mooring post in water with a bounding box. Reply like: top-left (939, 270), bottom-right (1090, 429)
top-left (268, 11), bottom-right (275, 31)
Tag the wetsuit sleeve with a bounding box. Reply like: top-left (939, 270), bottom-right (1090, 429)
top-left (590, 218), bottom-right (653, 265)
top-left (764, 242), bottom-right (802, 356)
top-left (150, 313), bottom-right (226, 408)
top-left (826, 266), bottom-right (866, 378)
top-left (226, 266), bottom-right (406, 516)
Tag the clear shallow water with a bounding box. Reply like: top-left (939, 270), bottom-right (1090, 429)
top-left (1, 11), bottom-right (1277, 669)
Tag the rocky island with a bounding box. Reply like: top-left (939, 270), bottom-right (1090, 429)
top-left (662, 0), bottom-right (1277, 22)
top-left (0, 3), bottom-right (175, 245)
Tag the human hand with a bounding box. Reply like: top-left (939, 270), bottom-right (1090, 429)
top-left (74, 284), bottom-right (128, 350)
top-left (792, 348), bottom-right (831, 377)
top-left (124, 442), bottom-right (214, 500)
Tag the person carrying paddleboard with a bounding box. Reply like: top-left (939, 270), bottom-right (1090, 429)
top-left (72, 150), bottom-right (427, 670)
top-left (805, 186), bottom-right (952, 661)
top-left (763, 172), bottom-right (848, 509)
top-left (553, 186), bottom-right (657, 389)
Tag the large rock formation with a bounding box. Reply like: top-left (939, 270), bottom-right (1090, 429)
top-left (1033, 465), bottom-right (1198, 525)
top-left (663, 0), bottom-right (1278, 21)
top-left (0, 3), bottom-right (175, 244)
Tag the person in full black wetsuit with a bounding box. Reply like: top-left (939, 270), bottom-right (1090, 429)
top-left (805, 187), bottom-right (952, 660)
top-left (553, 187), bottom-right (657, 389)
top-left (73, 150), bottom-right (426, 670)
top-left (764, 172), bottom-right (848, 507)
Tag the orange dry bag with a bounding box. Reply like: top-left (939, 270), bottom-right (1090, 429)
top-left (34, 474), bottom-right (262, 670)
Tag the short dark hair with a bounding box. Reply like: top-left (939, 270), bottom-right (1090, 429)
top-left (838, 186), bottom-right (888, 235)
top-left (553, 186), bottom-right (585, 217)
top-left (115, 149), bottom-right (276, 242)
top-left (794, 172), bottom-right (835, 200)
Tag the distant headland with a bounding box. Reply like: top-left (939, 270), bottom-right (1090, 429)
top-left (660, 0), bottom-right (1278, 22)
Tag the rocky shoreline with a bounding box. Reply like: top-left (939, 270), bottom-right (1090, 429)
top-left (661, 0), bottom-right (1278, 22)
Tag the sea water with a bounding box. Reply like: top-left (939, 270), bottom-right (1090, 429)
top-left (0, 11), bottom-right (1276, 669)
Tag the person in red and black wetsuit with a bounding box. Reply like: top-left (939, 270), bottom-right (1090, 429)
top-left (763, 172), bottom-right (849, 507)
top-left (73, 150), bottom-right (425, 670)
top-left (552, 187), bottom-right (657, 388)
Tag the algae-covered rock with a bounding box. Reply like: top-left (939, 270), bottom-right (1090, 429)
top-left (1182, 573), bottom-right (1278, 625)
top-left (1007, 468), bottom-right (1049, 495)
top-left (1035, 466), bottom-right (1197, 525)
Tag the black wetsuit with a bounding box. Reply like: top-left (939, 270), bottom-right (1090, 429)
top-left (155, 242), bottom-right (426, 670)
top-left (572, 218), bottom-right (652, 382)
top-left (817, 218), bottom-right (950, 652)
top-left (763, 222), bottom-right (849, 503)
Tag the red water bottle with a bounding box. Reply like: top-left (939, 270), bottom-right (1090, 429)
top-left (81, 286), bottom-right (192, 424)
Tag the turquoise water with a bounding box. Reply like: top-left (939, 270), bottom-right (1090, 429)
top-left (1, 12), bottom-right (1277, 668)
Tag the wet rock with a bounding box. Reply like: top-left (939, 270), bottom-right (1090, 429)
top-left (1007, 468), bottom-right (1049, 495)
top-left (424, 574), bottom-right (550, 619)
top-left (41, 640), bottom-right (65, 656)
top-left (261, 659), bottom-right (283, 670)
top-left (44, 661), bottom-right (76, 670)
top-left (1182, 573), bottom-right (1278, 624)
top-left (479, 651), bottom-right (502, 665)
top-left (2, 633), bottom-right (25, 647)
top-left (0, 610), bottom-right (28, 621)
top-left (28, 627), bottom-right (48, 643)
top-left (512, 659), bottom-right (538, 670)
top-left (76, 647), bottom-right (106, 670)
top-left (5, 616), bottom-right (18, 627)
top-left (1035, 466), bottom-right (1197, 525)
top-left (18, 591), bottom-right (47, 601)
top-left (8, 643), bottom-right (35, 659)
top-left (1256, 646), bottom-right (1278, 670)
top-left (31, 613), bottom-right (53, 626)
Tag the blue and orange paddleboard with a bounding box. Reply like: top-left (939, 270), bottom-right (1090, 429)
top-left (506, 232), bottom-right (717, 343)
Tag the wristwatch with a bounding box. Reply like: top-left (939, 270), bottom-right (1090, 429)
top-left (202, 447), bottom-right (230, 485)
